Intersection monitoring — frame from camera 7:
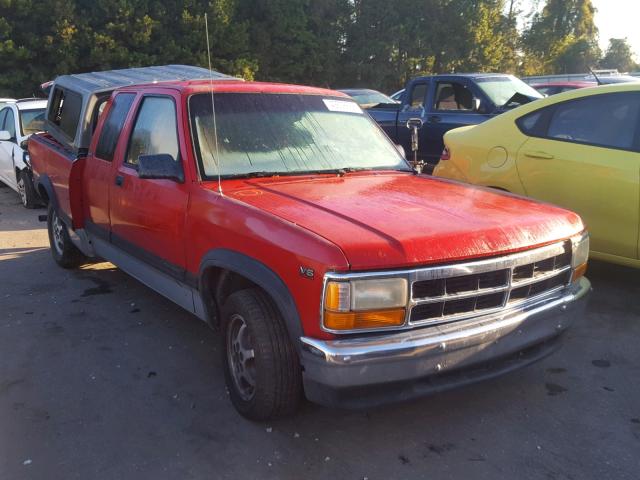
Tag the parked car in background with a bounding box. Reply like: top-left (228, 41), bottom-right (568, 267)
top-left (30, 66), bottom-right (589, 420)
top-left (338, 89), bottom-right (398, 108)
top-left (590, 74), bottom-right (640, 84)
top-left (434, 83), bottom-right (640, 268)
top-left (532, 81), bottom-right (596, 96)
top-left (0, 98), bottom-right (47, 207)
top-left (368, 74), bottom-right (543, 171)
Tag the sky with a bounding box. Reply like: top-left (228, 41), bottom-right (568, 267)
top-left (521, 0), bottom-right (640, 60)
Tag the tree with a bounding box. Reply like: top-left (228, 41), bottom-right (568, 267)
top-left (522, 0), bottom-right (600, 74)
top-left (600, 38), bottom-right (637, 72)
top-left (0, 0), bottom-right (80, 96)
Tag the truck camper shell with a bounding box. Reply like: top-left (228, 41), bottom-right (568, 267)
top-left (45, 64), bottom-right (238, 154)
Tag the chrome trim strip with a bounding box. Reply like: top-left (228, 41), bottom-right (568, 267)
top-left (324, 242), bottom-right (566, 282)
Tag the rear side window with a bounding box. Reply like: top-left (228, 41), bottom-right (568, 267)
top-left (126, 96), bottom-right (179, 166)
top-left (517, 110), bottom-right (547, 136)
top-left (94, 93), bottom-right (135, 161)
top-left (547, 93), bottom-right (640, 151)
top-left (48, 87), bottom-right (82, 141)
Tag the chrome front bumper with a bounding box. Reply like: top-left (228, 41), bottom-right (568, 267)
top-left (301, 277), bottom-right (590, 408)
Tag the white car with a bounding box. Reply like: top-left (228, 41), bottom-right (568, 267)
top-left (0, 99), bottom-right (47, 208)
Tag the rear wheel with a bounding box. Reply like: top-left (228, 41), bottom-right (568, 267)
top-left (47, 204), bottom-right (85, 269)
top-left (221, 288), bottom-right (302, 420)
top-left (17, 169), bottom-right (41, 209)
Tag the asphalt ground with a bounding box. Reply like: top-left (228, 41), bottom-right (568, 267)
top-left (0, 186), bottom-right (638, 480)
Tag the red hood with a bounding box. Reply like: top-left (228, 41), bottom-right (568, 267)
top-left (223, 172), bottom-right (584, 270)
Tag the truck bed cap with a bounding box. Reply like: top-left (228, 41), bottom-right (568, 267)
top-left (47, 65), bottom-right (238, 154)
top-left (54, 64), bottom-right (237, 96)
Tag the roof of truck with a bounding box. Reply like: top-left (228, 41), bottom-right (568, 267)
top-left (410, 73), bottom-right (514, 82)
top-left (53, 64), bottom-right (238, 96)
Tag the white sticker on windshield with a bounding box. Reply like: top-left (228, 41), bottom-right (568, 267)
top-left (323, 99), bottom-right (363, 114)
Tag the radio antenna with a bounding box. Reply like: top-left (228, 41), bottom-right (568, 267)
top-left (205, 13), bottom-right (223, 196)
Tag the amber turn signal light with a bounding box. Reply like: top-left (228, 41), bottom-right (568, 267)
top-left (323, 308), bottom-right (406, 331)
top-left (572, 262), bottom-right (588, 282)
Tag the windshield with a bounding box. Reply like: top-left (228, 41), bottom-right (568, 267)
top-left (189, 93), bottom-right (410, 179)
top-left (20, 108), bottom-right (46, 135)
top-left (476, 76), bottom-right (542, 108)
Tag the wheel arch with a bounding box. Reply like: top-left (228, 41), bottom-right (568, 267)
top-left (35, 173), bottom-right (56, 209)
top-left (198, 249), bottom-right (304, 350)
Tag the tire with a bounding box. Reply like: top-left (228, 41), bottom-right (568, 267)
top-left (47, 204), bottom-right (85, 269)
top-left (221, 288), bottom-right (302, 420)
top-left (17, 169), bottom-right (41, 209)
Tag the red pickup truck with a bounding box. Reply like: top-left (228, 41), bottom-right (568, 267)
top-left (30, 66), bottom-right (591, 420)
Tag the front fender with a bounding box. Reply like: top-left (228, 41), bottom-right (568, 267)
top-left (199, 249), bottom-right (304, 352)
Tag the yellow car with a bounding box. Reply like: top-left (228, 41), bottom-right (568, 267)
top-left (434, 83), bottom-right (640, 268)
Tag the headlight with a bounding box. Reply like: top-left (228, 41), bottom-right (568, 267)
top-left (323, 278), bottom-right (408, 331)
top-left (571, 232), bottom-right (589, 282)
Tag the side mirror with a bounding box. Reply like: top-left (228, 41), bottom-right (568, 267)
top-left (0, 130), bottom-right (11, 141)
top-left (137, 154), bottom-right (184, 183)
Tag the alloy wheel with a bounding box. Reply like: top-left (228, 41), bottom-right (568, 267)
top-left (226, 313), bottom-right (256, 401)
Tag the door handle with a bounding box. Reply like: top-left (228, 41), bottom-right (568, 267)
top-left (428, 115), bottom-right (441, 123)
top-left (115, 175), bottom-right (124, 187)
top-left (523, 151), bottom-right (554, 160)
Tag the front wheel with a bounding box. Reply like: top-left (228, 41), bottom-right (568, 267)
top-left (221, 288), bottom-right (302, 420)
top-left (47, 204), bottom-right (85, 269)
top-left (17, 169), bottom-right (41, 209)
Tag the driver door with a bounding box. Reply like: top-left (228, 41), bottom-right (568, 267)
top-left (109, 92), bottom-right (190, 272)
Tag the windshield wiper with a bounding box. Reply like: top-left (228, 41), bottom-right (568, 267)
top-left (221, 166), bottom-right (412, 180)
top-left (222, 171), bottom-right (299, 179)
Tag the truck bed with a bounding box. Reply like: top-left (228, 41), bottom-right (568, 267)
top-left (29, 133), bottom-right (86, 228)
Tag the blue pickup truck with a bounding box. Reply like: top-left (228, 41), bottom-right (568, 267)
top-left (368, 73), bottom-right (542, 170)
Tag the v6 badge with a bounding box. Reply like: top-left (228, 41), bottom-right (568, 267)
top-left (299, 266), bottom-right (315, 279)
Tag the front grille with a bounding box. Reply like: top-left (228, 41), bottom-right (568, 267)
top-left (409, 242), bottom-right (572, 325)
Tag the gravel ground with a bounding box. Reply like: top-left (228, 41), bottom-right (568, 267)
top-left (0, 186), bottom-right (638, 480)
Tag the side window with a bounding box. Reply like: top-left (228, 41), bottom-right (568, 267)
top-left (48, 87), bottom-right (82, 141)
top-left (126, 96), bottom-right (179, 166)
top-left (0, 108), bottom-right (7, 131)
top-left (434, 82), bottom-right (473, 111)
top-left (547, 93), bottom-right (640, 150)
top-left (4, 109), bottom-right (16, 139)
top-left (407, 83), bottom-right (428, 111)
top-left (94, 93), bottom-right (136, 161)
